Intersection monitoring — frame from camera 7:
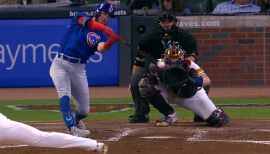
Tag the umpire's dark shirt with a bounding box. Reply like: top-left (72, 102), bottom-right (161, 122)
top-left (136, 27), bottom-right (198, 66)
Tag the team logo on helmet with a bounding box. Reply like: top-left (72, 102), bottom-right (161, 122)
top-left (109, 5), bottom-right (114, 13)
top-left (87, 32), bottom-right (101, 47)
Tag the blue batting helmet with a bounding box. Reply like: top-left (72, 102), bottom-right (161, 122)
top-left (94, 2), bottom-right (115, 18)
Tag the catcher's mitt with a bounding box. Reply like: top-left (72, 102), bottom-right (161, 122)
top-left (162, 64), bottom-right (198, 98)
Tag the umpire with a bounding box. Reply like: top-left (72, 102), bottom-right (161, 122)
top-left (129, 11), bottom-right (205, 123)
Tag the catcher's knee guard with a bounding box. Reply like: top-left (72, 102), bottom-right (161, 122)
top-left (138, 76), bottom-right (157, 98)
top-left (206, 109), bottom-right (229, 127)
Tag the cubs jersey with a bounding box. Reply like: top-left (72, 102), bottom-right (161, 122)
top-left (60, 12), bottom-right (107, 63)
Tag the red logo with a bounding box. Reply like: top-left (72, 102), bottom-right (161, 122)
top-left (87, 32), bottom-right (101, 46)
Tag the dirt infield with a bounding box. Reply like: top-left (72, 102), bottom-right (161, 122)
top-left (1, 87), bottom-right (270, 100)
top-left (0, 87), bottom-right (270, 154)
top-left (1, 120), bottom-right (270, 154)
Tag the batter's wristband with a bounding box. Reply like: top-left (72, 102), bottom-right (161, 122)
top-left (195, 76), bottom-right (203, 87)
top-left (104, 40), bottom-right (114, 49)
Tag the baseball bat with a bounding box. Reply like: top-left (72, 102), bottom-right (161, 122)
top-left (119, 39), bottom-right (158, 64)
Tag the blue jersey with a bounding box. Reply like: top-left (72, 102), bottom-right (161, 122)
top-left (60, 12), bottom-right (107, 63)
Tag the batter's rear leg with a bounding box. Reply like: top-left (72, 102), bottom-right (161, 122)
top-left (70, 72), bottom-right (90, 130)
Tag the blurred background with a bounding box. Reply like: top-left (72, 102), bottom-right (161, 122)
top-left (0, 0), bottom-right (269, 88)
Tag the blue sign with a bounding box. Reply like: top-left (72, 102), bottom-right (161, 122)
top-left (0, 18), bottom-right (119, 87)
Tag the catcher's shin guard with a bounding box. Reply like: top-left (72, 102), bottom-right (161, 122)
top-left (206, 109), bottom-right (230, 127)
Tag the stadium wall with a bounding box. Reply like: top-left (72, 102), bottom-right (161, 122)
top-left (0, 8), bottom-right (269, 87)
top-left (131, 15), bottom-right (270, 87)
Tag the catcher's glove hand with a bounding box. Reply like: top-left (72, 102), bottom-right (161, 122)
top-left (162, 64), bottom-right (198, 98)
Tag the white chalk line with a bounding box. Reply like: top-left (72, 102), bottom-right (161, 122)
top-left (187, 129), bottom-right (208, 141)
top-left (104, 128), bottom-right (140, 142)
top-left (7, 105), bottom-right (132, 114)
top-left (192, 139), bottom-right (270, 145)
top-left (187, 128), bottom-right (270, 145)
top-left (253, 129), bottom-right (270, 132)
top-left (140, 136), bottom-right (177, 139)
top-left (0, 145), bottom-right (28, 149)
top-left (25, 122), bottom-right (63, 125)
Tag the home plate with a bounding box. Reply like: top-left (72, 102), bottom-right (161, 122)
top-left (140, 136), bottom-right (177, 139)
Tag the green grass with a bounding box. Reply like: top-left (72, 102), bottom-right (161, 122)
top-left (212, 97), bottom-right (270, 105)
top-left (0, 97), bottom-right (269, 121)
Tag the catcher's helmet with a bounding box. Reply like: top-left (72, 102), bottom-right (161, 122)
top-left (165, 42), bottom-right (185, 60)
top-left (94, 2), bottom-right (115, 18)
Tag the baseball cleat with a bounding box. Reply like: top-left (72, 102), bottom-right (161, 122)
top-left (156, 112), bottom-right (178, 127)
top-left (69, 126), bottom-right (90, 138)
top-left (95, 143), bottom-right (108, 154)
top-left (128, 114), bottom-right (150, 123)
top-left (77, 121), bottom-right (87, 130)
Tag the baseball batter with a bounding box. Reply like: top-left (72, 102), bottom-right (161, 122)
top-left (49, 2), bottom-right (120, 137)
top-left (0, 113), bottom-right (107, 153)
top-left (138, 43), bottom-right (230, 127)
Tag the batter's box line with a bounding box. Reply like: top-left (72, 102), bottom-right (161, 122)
top-left (186, 128), bottom-right (270, 145)
top-left (0, 145), bottom-right (28, 149)
top-left (188, 139), bottom-right (270, 145)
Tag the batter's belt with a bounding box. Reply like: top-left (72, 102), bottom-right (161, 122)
top-left (57, 53), bottom-right (85, 64)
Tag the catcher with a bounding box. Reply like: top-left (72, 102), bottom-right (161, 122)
top-left (138, 42), bottom-right (230, 127)
top-left (129, 11), bottom-right (206, 123)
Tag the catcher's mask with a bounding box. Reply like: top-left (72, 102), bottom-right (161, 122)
top-left (165, 42), bottom-right (185, 61)
top-left (157, 11), bottom-right (178, 37)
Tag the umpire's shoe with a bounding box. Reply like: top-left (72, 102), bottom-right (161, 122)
top-left (128, 114), bottom-right (149, 123)
top-left (69, 126), bottom-right (90, 138)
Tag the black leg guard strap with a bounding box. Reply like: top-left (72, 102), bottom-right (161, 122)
top-left (203, 85), bottom-right (210, 95)
top-left (147, 92), bottom-right (174, 116)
